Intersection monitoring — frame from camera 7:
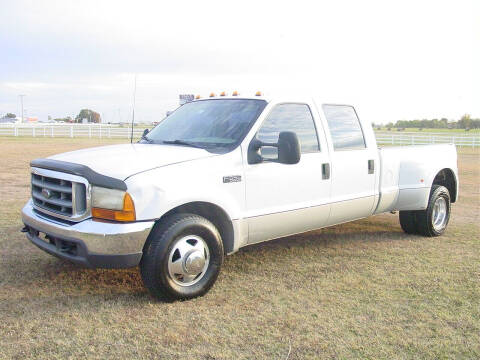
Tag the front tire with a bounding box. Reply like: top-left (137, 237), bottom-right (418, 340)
top-left (140, 213), bottom-right (224, 300)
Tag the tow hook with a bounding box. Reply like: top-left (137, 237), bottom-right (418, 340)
top-left (21, 226), bottom-right (29, 233)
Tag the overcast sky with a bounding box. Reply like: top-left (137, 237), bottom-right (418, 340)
top-left (0, 0), bottom-right (478, 124)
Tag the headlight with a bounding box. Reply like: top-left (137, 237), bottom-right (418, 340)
top-left (91, 186), bottom-right (136, 222)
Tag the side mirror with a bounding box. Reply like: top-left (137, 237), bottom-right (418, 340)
top-left (248, 131), bottom-right (301, 165)
top-left (142, 129), bottom-right (149, 137)
top-left (277, 131), bottom-right (301, 164)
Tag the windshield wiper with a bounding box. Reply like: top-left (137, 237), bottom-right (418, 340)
top-left (162, 139), bottom-right (203, 149)
top-left (140, 135), bottom-right (154, 143)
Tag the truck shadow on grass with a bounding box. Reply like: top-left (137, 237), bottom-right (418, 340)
top-left (240, 227), bottom-right (408, 254)
top-left (3, 218), bottom-right (417, 302)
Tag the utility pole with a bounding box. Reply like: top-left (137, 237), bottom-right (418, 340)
top-left (19, 94), bottom-right (26, 123)
top-left (130, 74), bottom-right (137, 144)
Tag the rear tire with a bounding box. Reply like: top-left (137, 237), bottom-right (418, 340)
top-left (399, 185), bottom-right (451, 237)
top-left (416, 185), bottom-right (451, 237)
top-left (140, 213), bottom-right (224, 301)
top-left (399, 210), bottom-right (418, 234)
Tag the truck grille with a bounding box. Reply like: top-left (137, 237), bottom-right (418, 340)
top-left (31, 172), bottom-right (88, 220)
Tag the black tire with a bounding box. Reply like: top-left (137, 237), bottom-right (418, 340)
top-left (415, 185), bottom-right (451, 237)
top-left (399, 210), bottom-right (418, 234)
top-left (140, 213), bottom-right (224, 301)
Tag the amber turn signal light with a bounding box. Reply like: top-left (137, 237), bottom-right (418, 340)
top-left (92, 193), bottom-right (136, 222)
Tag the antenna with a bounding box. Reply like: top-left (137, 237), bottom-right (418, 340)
top-left (19, 94), bottom-right (26, 123)
top-left (130, 74), bottom-right (137, 143)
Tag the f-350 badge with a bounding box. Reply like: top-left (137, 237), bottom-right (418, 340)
top-left (223, 175), bottom-right (242, 183)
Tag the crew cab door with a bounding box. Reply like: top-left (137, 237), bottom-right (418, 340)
top-left (321, 104), bottom-right (378, 224)
top-left (243, 102), bottom-right (331, 244)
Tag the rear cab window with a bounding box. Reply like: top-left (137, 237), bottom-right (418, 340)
top-left (322, 105), bottom-right (366, 150)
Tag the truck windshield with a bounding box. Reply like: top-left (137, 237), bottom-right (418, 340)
top-left (143, 99), bottom-right (267, 151)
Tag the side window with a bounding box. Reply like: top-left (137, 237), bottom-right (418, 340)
top-left (322, 105), bottom-right (366, 150)
top-left (256, 103), bottom-right (320, 159)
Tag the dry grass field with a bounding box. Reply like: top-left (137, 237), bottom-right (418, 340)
top-left (0, 137), bottom-right (478, 359)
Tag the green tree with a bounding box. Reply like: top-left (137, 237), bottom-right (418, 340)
top-left (75, 109), bottom-right (101, 123)
top-left (458, 114), bottom-right (471, 129)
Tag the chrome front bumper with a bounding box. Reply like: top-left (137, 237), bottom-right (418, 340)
top-left (22, 200), bottom-right (154, 268)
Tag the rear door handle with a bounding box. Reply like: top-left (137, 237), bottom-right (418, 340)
top-left (322, 163), bottom-right (330, 179)
top-left (368, 159), bottom-right (375, 174)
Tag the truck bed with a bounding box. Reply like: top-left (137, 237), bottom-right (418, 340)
top-left (374, 144), bottom-right (458, 214)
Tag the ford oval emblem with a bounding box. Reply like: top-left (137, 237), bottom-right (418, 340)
top-left (42, 188), bottom-right (52, 199)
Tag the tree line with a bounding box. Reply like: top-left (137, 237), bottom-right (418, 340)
top-left (377, 114), bottom-right (479, 130)
top-left (52, 109), bottom-right (101, 123)
top-left (1, 109), bottom-right (101, 123)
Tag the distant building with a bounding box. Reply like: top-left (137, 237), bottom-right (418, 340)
top-left (179, 94), bottom-right (194, 105)
top-left (162, 94), bottom-right (193, 118)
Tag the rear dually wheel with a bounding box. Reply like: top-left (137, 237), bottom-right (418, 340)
top-left (399, 185), bottom-right (451, 237)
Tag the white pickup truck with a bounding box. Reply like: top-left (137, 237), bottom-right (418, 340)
top-left (22, 94), bottom-right (459, 300)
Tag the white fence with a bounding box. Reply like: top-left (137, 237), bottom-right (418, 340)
top-left (0, 124), bottom-right (145, 139)
top-left (0, 124), bottom-right (479, 147)
top-left (375, 134), bottom-right (479, 147)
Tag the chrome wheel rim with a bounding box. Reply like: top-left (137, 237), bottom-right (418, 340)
top-left (167, 235), bottom-right (210, 286)
top-left (432, 197), bottom-right (448, 231)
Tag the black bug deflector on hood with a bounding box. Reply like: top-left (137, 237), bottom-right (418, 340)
top-left (30, 158), bottom-right (127, 190)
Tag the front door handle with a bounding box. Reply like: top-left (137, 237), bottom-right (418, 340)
top-left (322, 163), bottom-right (330, 180)
top-left (368, 159), bottom-right (375, 174)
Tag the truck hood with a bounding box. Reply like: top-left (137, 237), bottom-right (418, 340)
top-left (48, 143), bottom-right (216, 180)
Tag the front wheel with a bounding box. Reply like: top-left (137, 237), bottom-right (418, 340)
top-left (140, 214), bottom-right (224, 300)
